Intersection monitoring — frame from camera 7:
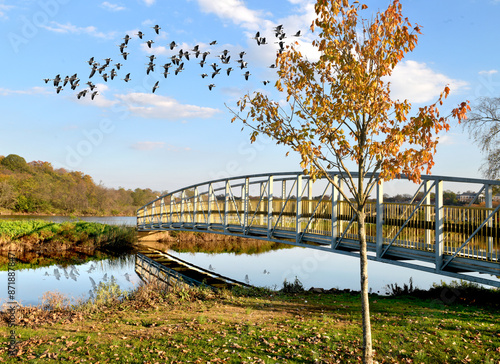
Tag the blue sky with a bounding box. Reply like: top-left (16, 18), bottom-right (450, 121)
top-left (0, 0), bottom-right (499, 194)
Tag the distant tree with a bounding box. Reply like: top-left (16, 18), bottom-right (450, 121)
top-left (1, 154), bottom-right (28, 172)
top-left (230, 1), bottom-right (469, 362)
top-left (0, 180), bottom-right (17, 209)
top-left (462, 97), bottom-right (500, 179)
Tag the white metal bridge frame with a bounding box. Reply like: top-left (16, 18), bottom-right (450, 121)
top-left (137, 172), bottom-right (500, 288)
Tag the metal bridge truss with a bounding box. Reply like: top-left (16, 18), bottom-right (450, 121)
top-left (137, 172), bottom-right (500, 288)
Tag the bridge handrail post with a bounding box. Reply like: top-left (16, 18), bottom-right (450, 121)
top-left (375, 179), bottom-right (384, 258)
top-left (424, 180), bottom-right (432, 247)
top-left (267, 175), bottom-right (273, 237)
top-left (485, 183), bottom-right (493, 259)
top-left (296, 175), bottom-right (303, 243)
top-left (193, 187), bottom-right (198, 226)
top-left (180, 190), bottom-right (185, 227)
top-left (435, 179), bottom-right (444, 272)
top-left (169, 194), bottom-right (173, 227)
top-left (243, 178), bottom-right (249, 232)
top-left (208, 183), bottom-right (214, 227)
top-left (160, 198), bottom-right (164, 227)
top-left (224, 180), bottom-right (229, 232)
top-left (331, 175), bottom-right (339, 246)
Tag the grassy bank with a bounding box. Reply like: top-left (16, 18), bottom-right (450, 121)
top-left (0, 220), bottom-right (136, 270)
top-left (1, 280), bottom-right (499, 363)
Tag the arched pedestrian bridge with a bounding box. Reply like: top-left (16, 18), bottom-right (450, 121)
top-left (137, 172), bottom-right (500, 288)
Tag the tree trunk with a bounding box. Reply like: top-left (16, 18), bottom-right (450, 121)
top-left (358, 208), bottom-right (373, 363)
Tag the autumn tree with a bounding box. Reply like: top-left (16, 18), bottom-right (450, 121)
top-left (230, 1), bottom-right (469, 362)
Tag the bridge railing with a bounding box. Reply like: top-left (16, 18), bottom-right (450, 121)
top-left (137, 172), bottom-right (500, 286)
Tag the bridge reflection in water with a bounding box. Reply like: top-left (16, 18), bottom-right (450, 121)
top-left (137, 172), bottom-right (500, 288)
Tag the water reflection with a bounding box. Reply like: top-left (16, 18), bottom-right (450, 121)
top-left (0, 255), bottom-right (141, 307)
top-left (2, 244), bottom-right (498, 308)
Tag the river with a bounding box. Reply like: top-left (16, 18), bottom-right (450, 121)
top-left (0, 215), bottom-right (497, 307)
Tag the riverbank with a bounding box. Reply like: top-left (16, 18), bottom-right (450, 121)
top-left (0, 220), bottom-right (136, 270)
top-left (0, 280), bottom-right (499, 363)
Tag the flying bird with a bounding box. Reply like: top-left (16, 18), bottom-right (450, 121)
top-left (226, 67), bottom-right (233, 76)
top-left (121, 52), bottom-right (129, 60)
top-left (87, 56), bottom-right (95, 65)
top-left (53, 74), bottom-right (61, 87)
top-left (243, 71), bottom-right (251, 80)
top-left (77, 90), bottom-right (88, 99)
top-left (123, 73), bottom-right (131, 82)
top-left (123, 34), bottom-right (131, 44)
top-left (169, 41), bottom-right (177, 50)
top-left (91, 91), bottom-right (98, 100)
top-left (293, 30), bottom-right (301, 37)
top-left (152, 81), bottom-right (159, 93)
top-left (146, 39), bottom-right (154, 48)
top-left (118, 43), bottom-right (127, 53)
top-left (152, 24), bottom-right (161, 34)
top-left (136, 31), bottom-right (144, 39)
top-left (114, 63), bottom-right (122, 70)
top-left (208, 84), bottom-right (215, 90)
top-left (209, 40), bottom-right (217, 45)
top-left (55, 86), bottom-right (63, 93)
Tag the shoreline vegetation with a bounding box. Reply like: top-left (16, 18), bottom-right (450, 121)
top-left (0, 279), bottom-right (499, 363)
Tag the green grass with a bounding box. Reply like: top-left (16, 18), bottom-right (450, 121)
top-left (1, 280), bottom-right (499, 363)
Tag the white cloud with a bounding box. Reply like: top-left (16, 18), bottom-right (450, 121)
top-left (386, 60), bottom-right (468, 103)
top-left (40, 21), bottom-right (117, 39)
top-left (0, 4), bottom-right (14, 19)
top-left (478, 69), bottom-right (498, 75)
top-left (115, 92), bottom-right (221, 120)
top-left (196, 0), bottom-right (266, 31)
top-left (0, 86), bottom-right (50, 96)
top-left (142, 0), bottom-right (155, 6)
top-left (101, 2), bottom-right (126, 11)
top-left (131, 141), bottom-right (165, 150)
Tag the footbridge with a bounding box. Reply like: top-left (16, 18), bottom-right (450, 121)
top-left (137, 172), bottom-right (500, 288)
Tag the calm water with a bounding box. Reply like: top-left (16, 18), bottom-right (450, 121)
top-left (1, 215), bottom-right (498, 306)
top-left (4, 246), bottom-right (496, 307)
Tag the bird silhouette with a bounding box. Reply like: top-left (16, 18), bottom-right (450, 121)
top-left (152, 81), bottom-right (159, 93)
top-left (152, 24), bottom-right (161, 34)
top-left (44, 23), bottom-right (303, 99)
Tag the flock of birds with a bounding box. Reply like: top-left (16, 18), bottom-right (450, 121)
top-left (43, 24), bottom-right (301, 100)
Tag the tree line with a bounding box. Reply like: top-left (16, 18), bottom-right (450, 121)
top-left (0, 154), bottom-right (162, 216)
